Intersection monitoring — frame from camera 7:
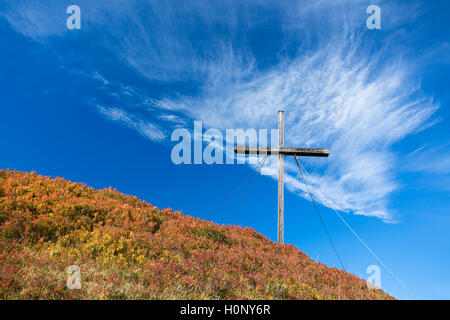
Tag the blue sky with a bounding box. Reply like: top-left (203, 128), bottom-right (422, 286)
top-left (0, 0), bottom-right (449, 299)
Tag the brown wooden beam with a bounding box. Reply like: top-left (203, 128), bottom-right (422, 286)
top-left (234, 146), bottom-right (330, 157)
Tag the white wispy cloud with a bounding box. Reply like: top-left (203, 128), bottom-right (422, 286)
top-left (0, 1), bottom-right (66, 42)
top-left (1, 0), bottom-right (442, 221)
top-left (97, 105), bottom-right (165, 141)
top-left (403, 144), bottom-right (450, 175)
top-left (154, 36), bottom-right (438, 221)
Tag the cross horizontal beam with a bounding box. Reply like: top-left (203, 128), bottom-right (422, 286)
top-left (234, 146), bottom-right (330, 157)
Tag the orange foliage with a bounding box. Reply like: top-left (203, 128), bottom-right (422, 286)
top-left (0, 170), bottom-right (392, 300)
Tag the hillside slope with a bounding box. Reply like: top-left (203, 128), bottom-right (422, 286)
top-left (0, 170), bottom-right (392, 299)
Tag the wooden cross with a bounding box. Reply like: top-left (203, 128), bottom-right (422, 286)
top-left (234, 111), bottom-right (330, 244)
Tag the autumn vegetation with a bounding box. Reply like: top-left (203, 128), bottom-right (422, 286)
top-left (0, 170), bottom-right (392, 299)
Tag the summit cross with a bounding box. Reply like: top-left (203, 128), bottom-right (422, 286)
top-left (234, 111), bottom-right (330, 244)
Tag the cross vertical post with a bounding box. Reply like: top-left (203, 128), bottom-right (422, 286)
top-left (278, 111), bottom-right (284, 244)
